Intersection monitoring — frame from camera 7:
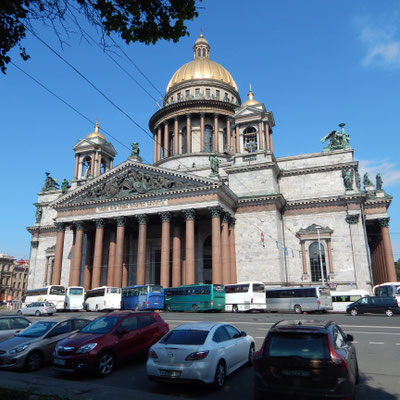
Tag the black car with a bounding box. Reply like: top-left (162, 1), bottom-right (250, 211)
top-left (253, 319), bottom-right (359, 400)
top-left (346, 295), bottom-right (400, 317)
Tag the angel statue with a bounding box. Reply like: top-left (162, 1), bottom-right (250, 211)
top-left (41, 172), bottom-right (59, 192)
top-left (321, 123), bottom-right (351, 152)
top-left (209, 153), bottom-right (220, 176)
top-left (130, 142), bottom-right (140, 157)
top-left (363, 172), bottom-right (373, 187)
top-left (376, 173), bottom-right (383, 190)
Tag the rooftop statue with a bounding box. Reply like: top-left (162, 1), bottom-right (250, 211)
top-left (130, 142), bottom-right (140, 158)
top-left (41, 172), bottom-right (59, 192)
top-left (376, 173), bottom-right (383, 190)
top-left (363, 172), bottom-right (373, 187)
top-left (61, 179), bottom-right (69, 194)
top-left (209, 153), bottom-right (220, 176)
top-left (321, 123), bottom-right (351, 151)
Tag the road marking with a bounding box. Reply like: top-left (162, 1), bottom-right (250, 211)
top-left (396, 343), bottom-right (400, 346)
top-left (255, 337), bottom-right (266, 339)
top-left (369, 342), bottom-right (384, 345)
top-left (347, 331), bottom-right (400, 336)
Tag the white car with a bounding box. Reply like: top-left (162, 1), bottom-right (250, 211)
top-left (146, 322), bottom-right (255, 388)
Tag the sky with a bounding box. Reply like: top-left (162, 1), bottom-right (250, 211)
top-left (1, 0), bottom-right (400, 261)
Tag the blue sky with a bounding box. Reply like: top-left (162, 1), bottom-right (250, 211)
top-left (1, 0), bottom-right (400, 261)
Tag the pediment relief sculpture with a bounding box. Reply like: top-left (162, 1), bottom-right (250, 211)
top-left (66, 167), bottom-right (206, 204)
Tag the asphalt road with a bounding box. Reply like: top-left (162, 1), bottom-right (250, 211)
top-left (0, 310), bottom-right (399, 399)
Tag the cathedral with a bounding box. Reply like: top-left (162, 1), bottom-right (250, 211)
top-left (27, 34), bottom-right (396, 293)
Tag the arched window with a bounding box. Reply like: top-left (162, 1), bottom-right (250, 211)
top-left (181, 126), bottom-right (187, 154)
top-left (197, 49), bottom-right (201, 56)
top-left (202, 48), bottom-right (206, 57)
top-left (169, 131), bottom-right (174, 156)
top-left (205, 124), bottom-right (213, 152)
top-left (223, 128), bottom-right (227, 151)
top-left (243, 126), bottom-right (257, 152)
top-left (82, 156), bottom-right (92, 177)
top-left (309, 242), bottom-right (327, 282)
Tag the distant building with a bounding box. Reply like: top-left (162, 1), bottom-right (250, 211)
top-left (27, 34), bottom-right (396, 293)
top-left (0, 253), bottom-right (29, 302)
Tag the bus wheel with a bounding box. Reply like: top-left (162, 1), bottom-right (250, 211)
top-left (165, 305), bottom-right (171, 312)
top-left (192, 304), bottom-right (198, 312)
top-left (232, 305), bottom-right (239, 313)
top-left (294, 305), bottom-right (302, 314)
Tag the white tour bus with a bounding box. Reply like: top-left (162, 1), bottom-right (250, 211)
top-left (65, 286), bottom-right (85, 311)
top-left (224, 281), bottom-right (266, 312)
top-left (330, 289), bottom-right (369, 312)
top-left (84, 286), bottom-right (121, 311)
top-left (23, 285), bottom-right (66, 310)
top-left (373, 282), bottom-right (400, 299)
top-left (265, 286), bottom-right (333, 314)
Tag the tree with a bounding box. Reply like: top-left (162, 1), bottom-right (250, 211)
top-left (0, 0), bottom-right (201, 73)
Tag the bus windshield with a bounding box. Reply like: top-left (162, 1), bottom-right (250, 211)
top-left (49, 286), bottom-right (66, 295)
top-left (69, 288), bottom-right (84, 295)
top-left (149, 285), bottom-right (163, 293)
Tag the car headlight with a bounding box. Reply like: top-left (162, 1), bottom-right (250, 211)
top-left (76, 343), bottom-right (97, 354)
top-left (9, 343), bottom-right (30, 354)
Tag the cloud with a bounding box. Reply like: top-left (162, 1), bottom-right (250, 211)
top-left (359, 159), bottom-right (400, 187)
top-left (358, 22), bottom-right (400, 68)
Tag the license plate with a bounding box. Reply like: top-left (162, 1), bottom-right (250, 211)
top-left (282, 369), bottom-right (310, 377)
top-left (54, 358), bottom-right (66, 366)
top-left (160, 369), bottom-right (181, 378)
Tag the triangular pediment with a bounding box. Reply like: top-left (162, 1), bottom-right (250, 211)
top-left (234, 104), bottom-right (266, 119)
top-left (53, 160), bottom-right (220, 208)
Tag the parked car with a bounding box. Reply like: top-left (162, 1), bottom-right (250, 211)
top-left (147, 322), bottom-right (255, 389)
top-left (0, 318), bottom-right (90, 371)
top-left (346, 295), bottom-right (400, 317)
top-left (253, 320), bottom-right (359, 400)
top-left (0, 315), bottom-right (31, 342)
top-left (17, 302), bottom-right (57, 316)
top-left (53, 311), bottom-right (169, 376)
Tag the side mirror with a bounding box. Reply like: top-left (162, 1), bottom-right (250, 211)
top-left (240, 331), bottom-right (247, 337)
top-left (346, 334), bottom-right (354, 342)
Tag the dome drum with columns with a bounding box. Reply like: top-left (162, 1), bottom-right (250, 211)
top-left (26, 34), bottom-right (396, 294)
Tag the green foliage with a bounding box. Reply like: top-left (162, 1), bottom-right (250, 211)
top-left (395, 259), bottom-right (400, 281)
top-left (0, 0), bottom-right (201, 73)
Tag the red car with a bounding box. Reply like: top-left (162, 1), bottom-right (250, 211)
top-left (52, 311), bottom-right (169, 376)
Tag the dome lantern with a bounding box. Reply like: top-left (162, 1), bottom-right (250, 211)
top-left (193, 32), bottom-right (210, 59)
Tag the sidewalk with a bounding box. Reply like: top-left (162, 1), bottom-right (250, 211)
top-left (0, 370), bottom-right (174, 400)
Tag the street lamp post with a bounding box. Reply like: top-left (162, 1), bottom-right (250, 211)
top-left (316, 226), bottom-right (326, 287)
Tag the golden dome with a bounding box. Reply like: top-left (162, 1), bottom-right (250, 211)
top-left (166, 34), bottom-right (238, 92)
top-left (86, 121), bottom-right (105, 140)
top-left (241, 84), bottom-right (261, 106)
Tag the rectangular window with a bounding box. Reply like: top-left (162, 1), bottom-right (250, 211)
top-left (206, 88), bottom-right (210, 97)
top-left (195, 88), bottom-right (200, 97)
top-left (185, 89), bottom-right (190, 98)
top-left (216, 90), bottom-right (220, 98)
top-left (177, 92), bottom-right (181, 100)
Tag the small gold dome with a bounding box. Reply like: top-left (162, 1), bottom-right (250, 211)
top-left (86, 121), bottom-right (105, 140)
top-left (166, 34), bottom-right (238, 93)
top-left (241, 84), bottom-right (261, 106)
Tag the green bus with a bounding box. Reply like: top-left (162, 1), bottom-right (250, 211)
top-left (164, 284), bottom-right (225, 312)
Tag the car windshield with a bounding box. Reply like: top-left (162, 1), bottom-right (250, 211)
top-left (80, 316), bottom-right (121, 334)
top-left (17, 321), bottom-right (57, 337)
top-left (266, 333), bottom-right (330, 360)
top-left (160, 329), bottom-right (209, 345)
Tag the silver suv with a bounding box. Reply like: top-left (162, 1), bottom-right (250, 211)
top-left (17, 302), bottom-right (57, 316)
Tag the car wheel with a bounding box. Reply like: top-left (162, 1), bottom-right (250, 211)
top-left (247, 343), bottom-right (255, 366)
top-left (97, 351), bottom-right (115, 377)
top-left (192, 304), bottom-right (198, 312)
top-left (134, 304), bottom-right (139, 311)
top-left (232, 305), bottom-right (239, 313)
top-left (48, 313), bottom-right (53, 316)
top-left (25, 351), bottom-right (43, 371)
top-left (17, 310), bottom-right (22, 315)
top-left (35, 310), bottom-right (41, 317)
top-left (294, 304), bottom-right (302, 314)
top-left (350, 308), bottom-right (358, 317)
top-left (213, 360), bottom-right (226, 389)
top-left (385, 309), bottom-right (394, 317)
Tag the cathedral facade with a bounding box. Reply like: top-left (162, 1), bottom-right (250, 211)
top-left (27, 35), bottom-right (396, 292)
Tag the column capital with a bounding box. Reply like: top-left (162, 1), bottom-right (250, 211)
top-left (115, 216), bottom-right (126, 227)
top-left (31, 240), bottom-right (39, 248)
top-left (183, 208), bottom-right (196, 220)
top-left (74, 221), bottom-right (86, 230)
top-left (200, 112), bottom-right (205, 117)
top-left (378, 217), bottom-right (390, 228)
top-left (95, 218), bottom-right (106, 229)
top-left (345, 214), bottom-right (360, 225)
top-left (214, 113), bottom-right (219, 118)
top-left (174, 116), bottom-right (179, 121)
top-left (228, 216), bottom-right (236, 228)
top-left (222, 212), bottom-right (231, 223)
top-left (209, 206), bottom-right (223, 218)
top-left (55, 222), bottom-right (65, 232)
top-left (136, 214), bottom-right (148, 225)
top-left (159, 211), bottom-right (172, 223)
top-left (186, 113), bottom-right (192, 118)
